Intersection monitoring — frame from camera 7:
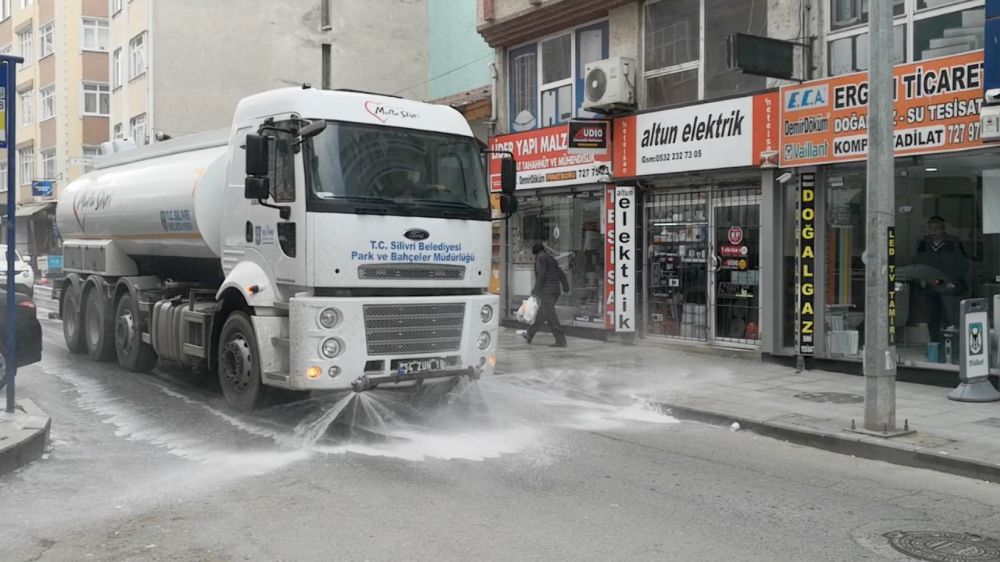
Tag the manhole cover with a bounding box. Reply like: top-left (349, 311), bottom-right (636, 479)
top-left (884, 531), bottom-right (1000, 561)
top-left (794, 391), bottom-right (864, 404)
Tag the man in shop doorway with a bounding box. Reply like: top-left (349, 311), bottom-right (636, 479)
top-left (523, 242), bottom-right (570, 347)
top-left (915, 216), bottom-right (968, 344)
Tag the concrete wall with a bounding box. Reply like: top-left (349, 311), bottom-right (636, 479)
top-left (766, 0), bottom-right (825, 86)
top-left (141, 0), bottom-right (428, 138)
top-left (428, 0), bottom-right (491, 99)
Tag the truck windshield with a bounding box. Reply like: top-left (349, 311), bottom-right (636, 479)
top-left (305, 122), bottom-right (490, 220)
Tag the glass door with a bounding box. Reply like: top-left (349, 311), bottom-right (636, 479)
top-left (710, 188), bottom-right (762, 346)
top-left (645, 191), bottom-right (710, 341)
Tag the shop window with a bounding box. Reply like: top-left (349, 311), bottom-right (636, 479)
top-left (828, 25), bottom-right (906, 76)
top-left (643, 0), bottom-right (766, 108)
top-left (914, 7), bottom-right (984, 61)
top-left (507, 190), bottom-right (605, 327)
top-left (823, 153), bottom-right (1000, 367)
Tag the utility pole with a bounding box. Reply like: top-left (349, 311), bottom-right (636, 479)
top-left (863, 0), bottom-right (896, 432)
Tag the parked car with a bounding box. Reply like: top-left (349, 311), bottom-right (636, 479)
top-left (0, 290), bottom-right (42, 386)
top-left (0, 251), bottom-right (34, 297)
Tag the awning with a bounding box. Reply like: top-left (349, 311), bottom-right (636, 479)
top-left (15, 202), bottom-right (55, 217)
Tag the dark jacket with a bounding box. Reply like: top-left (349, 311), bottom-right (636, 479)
top-left (532, 251), bottom-right (569, 298)
top-left (916, 234), bottom-right (968, 293)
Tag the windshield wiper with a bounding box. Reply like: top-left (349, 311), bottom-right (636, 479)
top-left (411, 200), bottom-right (484, 211)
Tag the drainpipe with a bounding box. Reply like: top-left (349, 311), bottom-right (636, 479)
top-left (487, 61), bottom-right (498, 138)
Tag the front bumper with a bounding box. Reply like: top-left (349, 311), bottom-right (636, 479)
top-left (284, 293), bottom-right (499, 392)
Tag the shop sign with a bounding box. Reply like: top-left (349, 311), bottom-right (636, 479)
top-left (728, 226), bottom-right (744, 245)
top-left (888, 226), bottom-right (896, 346)
top-left (613, 92), bottom-right (779, 177)
top-left (610, 185), bottom-right (635, 332)
top-left (488, 123), bottom-right (612, 191)
top-left (720, 245), bottom-right (748, 257)
top-left (567, 120), bottom-right (609, 154)
top-left (779, 50), bottom-right (985, 167)
top-left (796, 173), bottom-right (817, 355)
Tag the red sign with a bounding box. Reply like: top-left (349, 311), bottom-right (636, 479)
top-left (488, 124), bottom-right (612, 192)
top-left (779, 50), bottom-right (985, 167)
top-left (728, 226), bottom-right (744, 245)
top-left (720, 245), bottom-right (748, 257)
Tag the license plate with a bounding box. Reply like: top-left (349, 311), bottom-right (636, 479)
top-left (395, 358), bottom-right (445, 375)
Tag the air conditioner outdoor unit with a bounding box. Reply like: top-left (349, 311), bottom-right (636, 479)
top-left (582, 57), bottom-right (636, 113)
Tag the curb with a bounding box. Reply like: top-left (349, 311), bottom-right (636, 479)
top-left (655, 400), bottom-right (1000, 485)
top-left (0, 399), bottom-right (51, 477)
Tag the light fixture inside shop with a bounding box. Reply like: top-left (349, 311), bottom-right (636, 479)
top-left (925, 167), bottom-right (938, 172)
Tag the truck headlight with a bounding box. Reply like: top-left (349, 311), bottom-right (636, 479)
top-left (321, 338), bottom-right (343, 358)
top-left (480, 304), bottom-right (493, 323)
top-left (318, 308), bottom-right (340, 329)
top-left (477, 331), bottom-right (491, 350)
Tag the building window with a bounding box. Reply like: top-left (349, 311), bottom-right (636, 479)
top-left (643, 0), bottom-right (766, 108)
top-left (0, 161), bottom-right (7, 193)
top-left (112, 48), bottom-right (122, 89)
top-left (113, 123), bottom-right (122, 139)
top-left (39, 22), bottom-right (53, 58)
top-left (81, 146), bottom-right (99, 172)
top-left (112, 0), bottom-right (122, 16)
top-left (19, 89), bottom-right (31, 125)
top-left (20, 0), bottom-right (32, 7)
top-left (827, 0), bottom-right (983, 76)
top-left (507, 21), bottom-right (609, 132)
top-left (82, 83), bottom-right (109, 116)
top-left (18, 29), bottom-right (32, 66)
top-left (129, 32), bottom-right (146, 79)
top-left (18, 148), bottom-right (33, 185)
top-left (0, 0), bottom-right (10, 22)
top-left (39, 86), bottom-right (54, 120)
top-left (82, 18), bottom-right (109, 51)
top-left (40, 148), bottom-right (55, 180)
top-left (130, 113), bottom-right (147, 146)
top-left (508, 44), bottom-right (537, 132)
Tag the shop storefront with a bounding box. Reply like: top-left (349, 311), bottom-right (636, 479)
top-left (488, 123), bottom-right (614, 332)
top-left (614, 92), bottom-right (779, 348)
top-left (776, 49), bottom-right (998, 374)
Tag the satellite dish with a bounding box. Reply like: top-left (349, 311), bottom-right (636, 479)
top-left (586, 67), bottom-right (607, 103)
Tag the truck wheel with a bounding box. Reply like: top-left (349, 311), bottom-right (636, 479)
top-left (61, 283), bottom-right (85, 354)
top-left (218, 312), bottom-right (267, 413)
top-left (114, 292), bottom-right (157, 373)
top-left (83, 286), bottom-right (115, 362)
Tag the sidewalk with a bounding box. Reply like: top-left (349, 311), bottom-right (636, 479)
top-left (498, 328), bottom-right (1000, 483)
top-left (0, 399), bottom-right (50, 476)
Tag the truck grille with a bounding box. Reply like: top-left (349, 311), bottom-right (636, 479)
top-left (358, 264), bottom-right (465, 280)
top-left (363, 303), bottom-right (465, 356)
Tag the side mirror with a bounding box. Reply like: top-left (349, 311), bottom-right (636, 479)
top-left (298, 120), bottom-right (327, 140)
top-left (500, 158), bottom-right (517, 195)
top-left (245, 134), bottom-right (270, 177)
top-left (499, 194), bottom-right (518, 215)
top-left (245, 177), bottom-right (270, 200)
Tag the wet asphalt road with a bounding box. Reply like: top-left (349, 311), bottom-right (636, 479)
top-left (3, 304), bottom-right (1000, 561)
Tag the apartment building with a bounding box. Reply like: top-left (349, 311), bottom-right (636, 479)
top-left (0, 0), bottom-right (109, 258)
top-left (109, 0), bottom-right (429, 143)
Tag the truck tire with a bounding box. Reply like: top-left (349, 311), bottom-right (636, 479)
top-left (83, 286), bottom-right (115, 362)
top-left (114, 292), bottom-right (158, 373)
top-left (61, 282), bottom-right (85, 354)
top-left (218, 312), bottom-right (267, 412)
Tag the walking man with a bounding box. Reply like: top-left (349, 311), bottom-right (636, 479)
top-left (915, 215), bottom-right (968, 344)
top-left (523, 242), bottom-right (570, 347)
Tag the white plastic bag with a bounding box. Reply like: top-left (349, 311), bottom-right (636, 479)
top-left (516, 296), bottom-right (539, 324)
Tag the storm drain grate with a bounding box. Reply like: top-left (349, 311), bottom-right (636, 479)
top-left (883, 531), bottom-right (1000, 561)
top-left (793, 391), bottom-right (864, 404)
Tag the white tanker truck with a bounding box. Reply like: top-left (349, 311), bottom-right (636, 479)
top-left (55, 87), bottom-right (517, 412)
